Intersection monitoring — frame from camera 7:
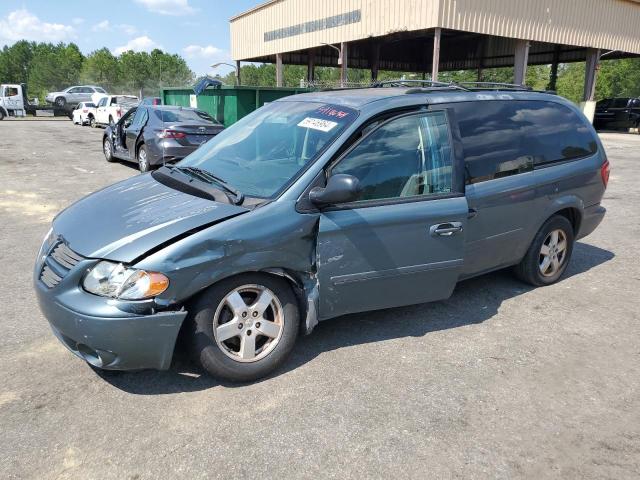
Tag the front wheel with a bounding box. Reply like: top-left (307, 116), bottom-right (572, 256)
top-left (55, 97), bottom-right (66, 108)
top-left (137, 144), bottom-right (151, 172)
top-left (103, 138), bottom-right (115, 162)
top-left (514, 215), bottom-right (575, 286)
top-left (188, 274), bottom-right (300, 382)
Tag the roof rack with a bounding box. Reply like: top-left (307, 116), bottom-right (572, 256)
top-left (373, 79), bottom-right (470, 92)
top-left (456, 82), bottom-right (532, 91)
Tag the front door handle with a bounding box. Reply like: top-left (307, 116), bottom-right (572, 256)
top-left (430, 222), bottom-right (463, 237)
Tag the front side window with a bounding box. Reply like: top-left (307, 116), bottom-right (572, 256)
top-left (330, 111), bottom-right (453, 202)
top-left (97, 98), bottom-right (107, 107)
top-left (67, 87), bottom-right (81, 94)
top-left (181, 101), bottom-right (358, 198)
top-left (450, 100), bottom-right (598, 184)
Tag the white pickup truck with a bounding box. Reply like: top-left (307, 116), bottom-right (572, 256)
top-left (93, 94), bottom-right (139, 127)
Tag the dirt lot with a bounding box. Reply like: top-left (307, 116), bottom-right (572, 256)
top-left (0, 119), bottom-right (639, 479)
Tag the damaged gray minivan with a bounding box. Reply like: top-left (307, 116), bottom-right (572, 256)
top-left (34, 83), bottom-right (609, 381)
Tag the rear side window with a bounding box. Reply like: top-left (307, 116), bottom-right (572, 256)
top-left (611, 98), bottom-right (630, 108)
top-left (450, 100), bottom-right (597, 184)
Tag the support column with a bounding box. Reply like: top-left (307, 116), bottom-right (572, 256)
top-left (370, 41), bottom-right (380, 82)
top-left (513, 39), bottom-right (530, 85)
top-left (583, 48), bottom-right (600, 101)
top-left (476, 37), bottom-right (486, 82)
top-left (307, 49), bottom-right (315, 83)
top-left (431, 27), bottom-right (441, 81)
top-left (235, 60), bottom-right (241, 86)
top-left (547, 45), bottom-right (561, 91)
top-left (340, 42), bottom-right (348, 87)
top-left (275, 53), bottom-right (283, 87)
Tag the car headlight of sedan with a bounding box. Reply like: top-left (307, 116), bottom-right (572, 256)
top-left (82, 261), bottom-right (169, 300)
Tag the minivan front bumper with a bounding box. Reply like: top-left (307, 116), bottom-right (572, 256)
top-left (34, 255), bottom-right (187, 371)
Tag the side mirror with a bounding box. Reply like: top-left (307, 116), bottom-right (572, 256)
top-left (309, 174), bottom-right (362, 206)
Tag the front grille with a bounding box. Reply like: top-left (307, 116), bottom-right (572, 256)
top-left (50, 242), bottom-right (84, 269)
top-left (39, 240), bottom-right (85, 289)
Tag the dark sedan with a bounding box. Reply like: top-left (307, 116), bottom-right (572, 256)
top-left (102, 105), bottom-right (224, 172)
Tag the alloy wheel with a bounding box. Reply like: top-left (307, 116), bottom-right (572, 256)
top-left (212, 284), bottom-right (284, 363)
top-left (539, 229), bottom-right (568, 277)
top-left (138, 148), bottom-right (148, 171)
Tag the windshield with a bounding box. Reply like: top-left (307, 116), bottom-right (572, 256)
top-left (179, 101), bottom-right (358, 198)
top-left (154, 109), bottom-right (218, 124)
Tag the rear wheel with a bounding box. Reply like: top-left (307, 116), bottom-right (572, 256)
top-left (0, 110), bottom-right (4, 121)
top-left (188, 273), bottom-right (299, 382)
top-left (514, 215), bottom-right (574, 286)
top-left (103, 138), bottom-right (115, 162)
top-left (137, 144), bottom-right (150, 172)
top-left (89, 116), bottom-right (96, 128)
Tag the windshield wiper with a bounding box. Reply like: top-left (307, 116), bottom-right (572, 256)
top-left (173, 166), bottom-right (244, 205)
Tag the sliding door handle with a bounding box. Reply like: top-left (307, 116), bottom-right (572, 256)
top-left (430, 222), bottom-right (463, 237)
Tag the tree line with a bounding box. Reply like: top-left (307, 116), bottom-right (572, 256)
top-left (0, 40), bottom-right (194, 102)
top-left (222, 58), bottom-right (640, 104)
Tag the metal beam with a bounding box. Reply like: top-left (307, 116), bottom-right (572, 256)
top-left (235, 60), bottom-right (241, 86)
top-left (276, 53), bottom-right (283, 87)
top-left (514, 39), bottom-right (530, 85)
top-left (583, 48), bottom-right (600, 101)
top-left (307, 49), bottom-right (315, 82)
top-left (340, 42), bottom-right (348, 87)
top-left (431, 28), bottom-right (441, 81)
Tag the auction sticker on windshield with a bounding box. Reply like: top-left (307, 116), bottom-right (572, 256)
top-left (297, 117), bottom-right (338, 132)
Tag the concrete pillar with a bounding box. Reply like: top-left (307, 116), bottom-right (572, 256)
top-left (476, 38), bottom-right (486, 82)
top-left (307, 50), bottom-right (315, 83)
top-left (513, 39), bottom-right (530, 85)
top-left (370, 41), bottom-right (380, 82)
top-left (275, 53), bottom-right (283, 87)
top-left (583, 48), bottom-right (600, 101)
top-left (235, 60), bottom-right (241, 86)
top-left (340, 42), bottom-right (348, 87)
top-left (431, 28), bottom-right (441, 81)
top-left (547, 45), bottom-right (561, 91)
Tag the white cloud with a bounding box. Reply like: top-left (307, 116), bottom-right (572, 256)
top-left (113, 36), bottom-right (162, 55)
top-left (92, 20), bottom-right (111, 32)
top-left (135, 0), bottom-right (196, 16)
top-left (182, 44), bottom-right (223, 59)
top-left (0, 9), bottom-right (75, 44)
top-left (117, 24), bottom-right (138, 35)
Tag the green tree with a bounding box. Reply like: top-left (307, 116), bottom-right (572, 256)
top-left (81, 48), bottom-right (120, 91)
top-left (0, 40), bottom-right (35, 84)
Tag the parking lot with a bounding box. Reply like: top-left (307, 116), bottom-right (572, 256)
top-left (0, 119), bottom-right (639, 479)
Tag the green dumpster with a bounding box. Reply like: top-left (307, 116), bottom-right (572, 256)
top-left (162, 85), bottom-right (310, 127)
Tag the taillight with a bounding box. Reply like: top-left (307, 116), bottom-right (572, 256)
top-left (117, 108), bottom-right (122, 117)
top-left (157, 129), bottom-right (186, 139)
top-left (82, 109), bottom-right (88, 113)
top-left (601, 159), bottom-right (610, 188)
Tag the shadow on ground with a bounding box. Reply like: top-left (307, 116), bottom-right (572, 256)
top-left (96, 242), bottom-right (614, 394)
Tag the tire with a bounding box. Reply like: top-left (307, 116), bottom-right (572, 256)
top-left (0, 110), bottom-right (4, 121)
top-left (188, 273), bottom-right (300, 382)
top-left (137, 144), bottom-right (151, 172)
top-left (55, 97), bottom-right (66, 108)
top-left (90, 116), bottom-right (96, 128)
top-left (514, 215), bottom-right (575, 286)
top-left (103, 137), bottom-right (115, 163)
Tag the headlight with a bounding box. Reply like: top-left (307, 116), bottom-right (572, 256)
top-left (82, 261), bottom-right (169, 300)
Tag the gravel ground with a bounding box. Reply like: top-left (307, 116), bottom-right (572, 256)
top-left (0, 119), bottom-right (638, 479)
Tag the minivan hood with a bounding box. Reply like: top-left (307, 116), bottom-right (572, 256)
top-left (53, 174), bottom-right (248, 263)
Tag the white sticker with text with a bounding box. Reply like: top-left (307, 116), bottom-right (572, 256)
top-left (297, 117), bottom-right (338, 132)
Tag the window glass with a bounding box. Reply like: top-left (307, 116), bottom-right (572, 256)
top-left (94, 87), bottom-right (106, 94)
top-left (596, 99), bottom-right (611, 110)
top-left (68, 87), bottom-right (81, 94)
top-left (611, 98), bottom-right (630, 108)
top-left (154, 108), bottom-right (218, 124)
top-left (331, 111), bottom-right (452, 201)
top-left (181, 101), bottom-right (358, 198)
top-left (6, 87), bottom-right (18, 97)
top-left (97, 98), bottom-right (107, 107)
top-left (449, 100), bottom-right (598, 184)
top-left (131, 108), bottom-right (147, 128)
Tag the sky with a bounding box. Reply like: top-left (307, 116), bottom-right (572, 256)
top-left (0, 0), bottom-right (260, 76)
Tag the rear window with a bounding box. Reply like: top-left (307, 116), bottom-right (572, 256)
top-left (85, 102), bottom-right (95, 108)
top-left (449, 100), bottom-right (598, 184)
top-left (94, 87), bottom-right (106, 94)
top-left (153, 109), bottom-right (219, 124)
